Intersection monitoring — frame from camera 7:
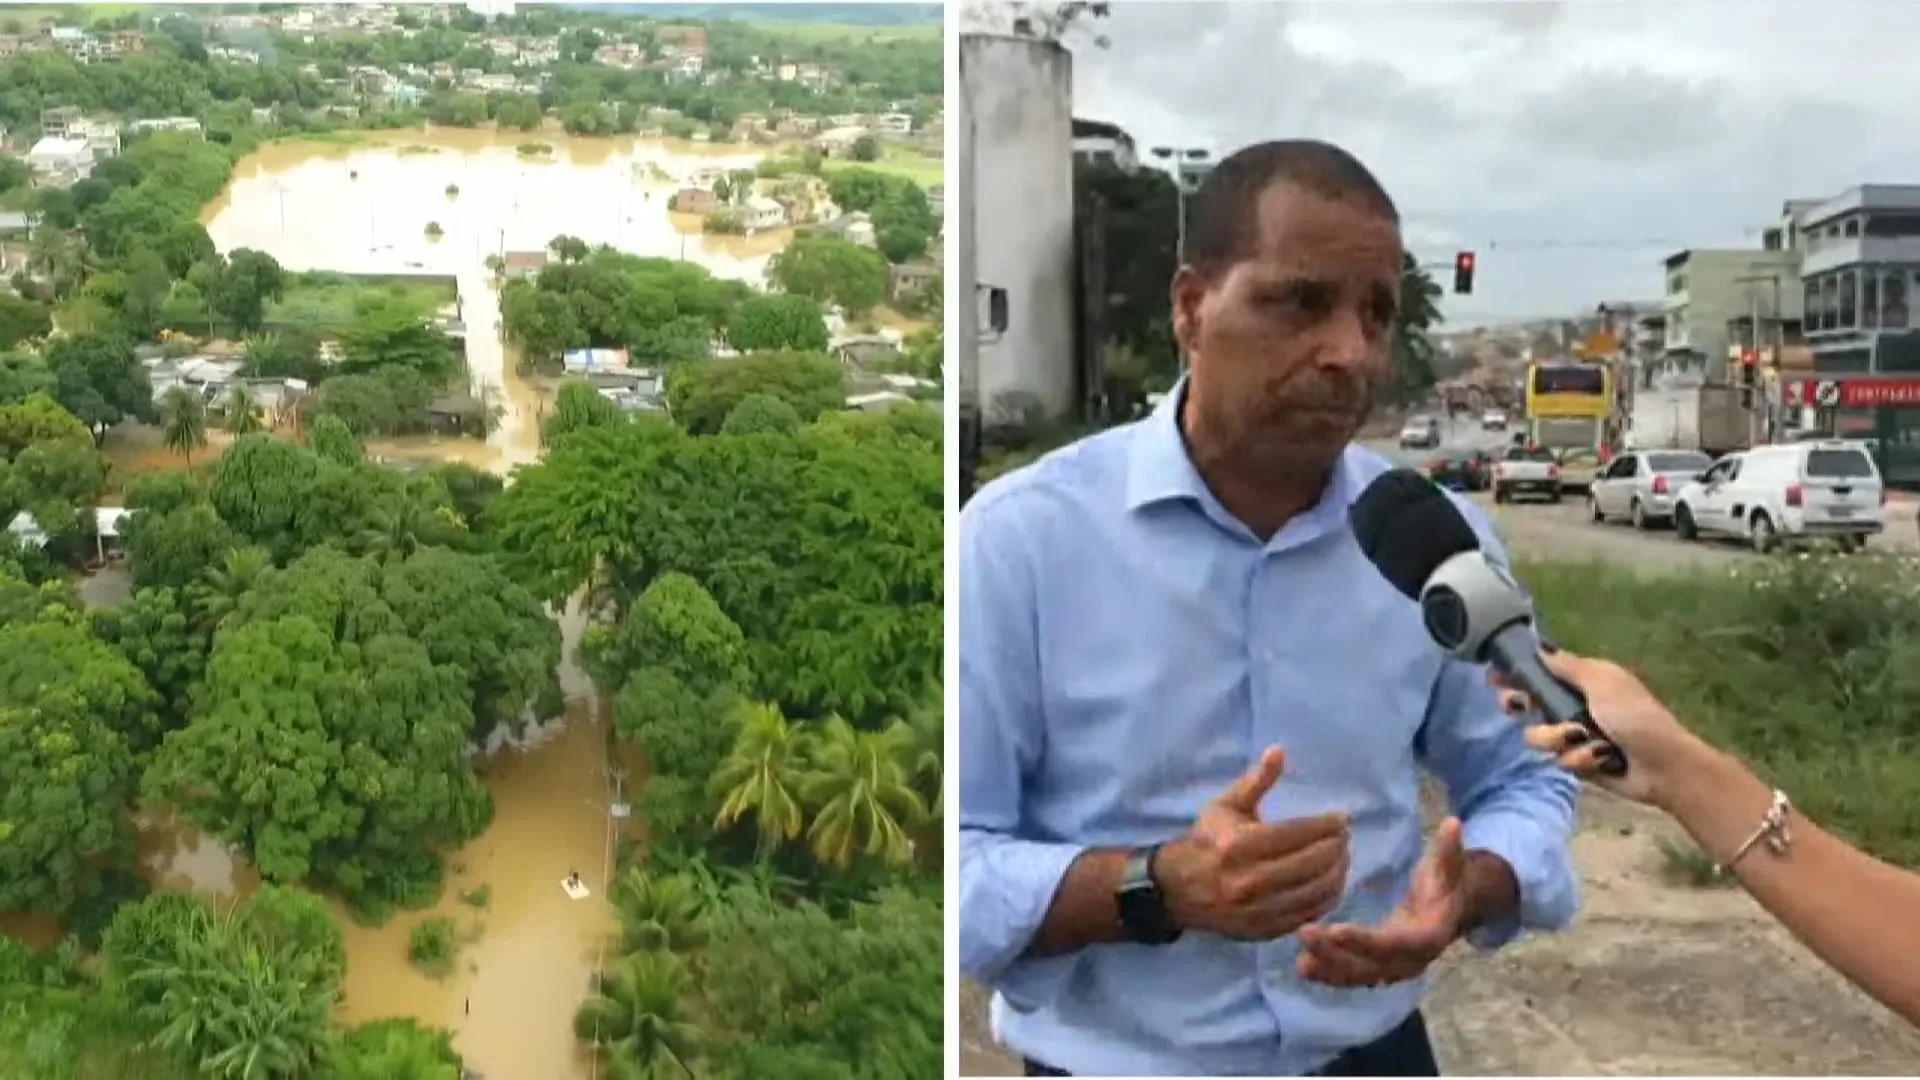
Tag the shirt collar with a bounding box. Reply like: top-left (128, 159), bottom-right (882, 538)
top-left (1123, 378), bottom-right (1211, 512)
top-left (1123, 377), bottom-right (1365, 542)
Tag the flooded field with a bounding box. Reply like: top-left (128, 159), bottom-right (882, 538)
top-left (201, 126), bottom-right (794, 473)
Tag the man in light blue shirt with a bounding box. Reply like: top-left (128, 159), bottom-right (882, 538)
top-left (958, 139), bottom-right (1581, 1077)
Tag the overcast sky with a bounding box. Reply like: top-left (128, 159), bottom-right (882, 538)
top-left (960, 1), bottom-right (1917, 327)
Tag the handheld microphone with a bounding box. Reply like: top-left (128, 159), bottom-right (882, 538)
top-left (1348, 468), bottom-right (1626, 776)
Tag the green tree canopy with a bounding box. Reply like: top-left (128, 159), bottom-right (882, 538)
top-left (665, 351), bottom-right (847, 436)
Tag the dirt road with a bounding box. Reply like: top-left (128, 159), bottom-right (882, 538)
top-left (958, 491), bottom-right (1920, 1075)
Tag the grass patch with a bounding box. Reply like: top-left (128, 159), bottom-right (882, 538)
top-left (1519, 553), bottom-right (1920, 868)
top-left (407, 917), bottom-right (460, 979)
top-left (460, 884), bottom-right (491, 909)
top-left (264, 129), bottom-right (372, 149)
top-left (743, 18), bottom-right (940, 42)
top-left (822, 146), bottom-right (944, 189)
top-left (265, 272), bottom-right (455, 332)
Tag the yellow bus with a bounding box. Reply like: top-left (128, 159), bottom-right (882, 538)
top-left (1524, 361), bottom-right (1615, 454)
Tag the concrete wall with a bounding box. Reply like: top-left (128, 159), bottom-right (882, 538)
top-left (959, 35), bottom-right (1077, 426)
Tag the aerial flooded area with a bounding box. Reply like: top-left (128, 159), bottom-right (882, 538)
top-left (201, 126), bottom-right (791, 474)
top-left (0, 4), bottom-right (944, 1078)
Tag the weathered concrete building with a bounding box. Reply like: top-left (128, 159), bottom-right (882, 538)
top-left (957, 33), bottom-right (1076, 428)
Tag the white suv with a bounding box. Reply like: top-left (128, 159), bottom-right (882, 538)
top-left (1671, 441), bottom-right (1885, 552)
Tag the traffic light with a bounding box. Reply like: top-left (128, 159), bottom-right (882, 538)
top-left (1452, 251), bottom-right (1476, 295)
top-left (1740, 350), bottom-right (1759, 387)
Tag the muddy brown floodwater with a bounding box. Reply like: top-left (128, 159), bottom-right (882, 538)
top-left (127, 596), bottom-right (625, 1080)
top-left (201, 125), bottom-right (797, 474)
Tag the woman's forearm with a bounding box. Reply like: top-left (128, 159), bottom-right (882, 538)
top-left (1659, 741), bottom-right (1920, 1025)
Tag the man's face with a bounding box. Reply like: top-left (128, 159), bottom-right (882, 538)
top-left (1172, 182), bottom-right (1402, 476)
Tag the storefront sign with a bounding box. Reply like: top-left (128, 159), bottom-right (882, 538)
top-left (1783, 377), bottom-right (1920, 409)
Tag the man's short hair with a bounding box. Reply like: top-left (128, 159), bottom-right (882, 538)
top-left (1184, 139), bottom-right (1399, 273)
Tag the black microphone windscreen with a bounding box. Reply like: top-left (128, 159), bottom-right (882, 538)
top-left (1349, 467), bottom-right (1484, 599)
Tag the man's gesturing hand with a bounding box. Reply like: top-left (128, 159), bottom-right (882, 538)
top-left (1297, 817), bottom-right (1470, 988)
top-left (1153, 747), bottom-right (1351, 941)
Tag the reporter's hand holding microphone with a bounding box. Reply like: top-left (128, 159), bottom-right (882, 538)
top-left (1351, 467), bottom-right (1920, 1027)
top-left (1492, 647), bottom-right (1712, 812)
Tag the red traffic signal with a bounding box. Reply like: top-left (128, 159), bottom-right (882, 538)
top-left (1452, 251), bottom-right (1476, 295)
top-left (1741, 350), bottom-right (1759, 367)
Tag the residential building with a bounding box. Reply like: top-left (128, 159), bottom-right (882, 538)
top-left (878, 112), bottom-right (913, 135)
top-left (742, 196), bottom-right (786, 231)
top-left (1793, 185), bottom-right (1920, 374)
top-left (26, 136), bottom-right (95, 186)
top-left (1656, 246), bottom-right (1802, 385)
top-left (500, 250), bottom-right (547, 278)
top-left (1072, 117), bottom-right (1138, 173)
top-left (672, 188), bottom-right (720, 215)
top-left (1778, 184), bottom-right (1920, 484)
top-left (815, 126), bottom-right (867, 158)
top-left (128, 117), bottom-right (204, 137)
top-left (889, 258), bottom-right (940, 301)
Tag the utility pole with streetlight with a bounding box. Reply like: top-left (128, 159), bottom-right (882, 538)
top-left (1150, 145), bottom-right (1211, 377)
top-left (1735, 271), bottom-right (1785, 444)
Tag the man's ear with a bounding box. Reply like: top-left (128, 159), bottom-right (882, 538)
top-left (1171, 266), bottom-right (1204, 358)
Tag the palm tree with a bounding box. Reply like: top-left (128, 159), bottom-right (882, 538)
top-left (610, 869), bottom-right (706, 953)
top-left (195, 546), bottom-right (273, 634)
top-left (28, 227), bottom-right (90, 297)
top-left (161, 386), bottom-right (208, 466)
top-left (800, 715), bottom-right (928, 870)
top-left (902, 696), bottom-right (944, 820)
top-left (573, 952), bottom-right (702, 1079)
top-left (1391, 254), bottom-right (1445, 405)
top-left (134, 915), bottom-right (334, 1080)
top-left (224, 383), bottom-right (264, 435)
top-left (709, 702), bottom-right (811, 852)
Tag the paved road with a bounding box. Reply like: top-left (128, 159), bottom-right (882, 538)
top-left (958, 426), bottom-right (1920, 1075)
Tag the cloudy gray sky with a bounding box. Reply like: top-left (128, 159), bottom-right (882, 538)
top-left (962, 1), bottom-right (1916, 327)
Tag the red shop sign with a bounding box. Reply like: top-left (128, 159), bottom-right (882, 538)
top-left (1841, 379), bottom-right (1920, 408)
top-left (1783, 378), bottom-right (1920, 409)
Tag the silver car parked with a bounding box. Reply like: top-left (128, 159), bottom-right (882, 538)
top-left (1587, 449), bottom-right (1715, 530)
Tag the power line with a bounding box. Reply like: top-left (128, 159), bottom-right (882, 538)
top-left (1411, 227), bottom-right (1771, 254)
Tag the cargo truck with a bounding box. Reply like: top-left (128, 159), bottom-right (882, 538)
top-left (1625, 386), bottom-right (1750, 458)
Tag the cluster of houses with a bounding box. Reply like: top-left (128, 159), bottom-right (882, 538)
top-left (0, 23), bottom-right (148, 64)
top-left (551, 314), bottom-right (936, 417)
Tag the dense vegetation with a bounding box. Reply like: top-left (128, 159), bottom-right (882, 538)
top-left (0, 6), bottom-right (939, 148)
top-left (0, 8), bottom-right (941, 1076)
top-left (1522, 554), bottom-right (1920, 869)
top-left (494, 395), bottom-right (943, 1076)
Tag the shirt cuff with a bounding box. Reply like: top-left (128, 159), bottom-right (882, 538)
top-left (1460, 810), bottom-right (1579, 951)
top-left (959, 835), bottom-right (1088, 1010)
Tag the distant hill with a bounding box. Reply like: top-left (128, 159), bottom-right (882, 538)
top-left (560, 4), bottom-right (941, 27)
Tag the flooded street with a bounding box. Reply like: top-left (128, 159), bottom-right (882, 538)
top-left (202, 126), bottom-right (794, 472)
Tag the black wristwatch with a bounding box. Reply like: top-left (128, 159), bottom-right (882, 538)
top-left (1114, 844), bottom-right (1182, 945)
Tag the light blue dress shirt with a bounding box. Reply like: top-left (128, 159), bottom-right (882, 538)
top-left (958, 390), bottom-right (1581, 1077)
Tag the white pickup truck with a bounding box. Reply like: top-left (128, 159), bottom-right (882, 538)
top-left (1491, 445), bottom-right (1562, 503)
